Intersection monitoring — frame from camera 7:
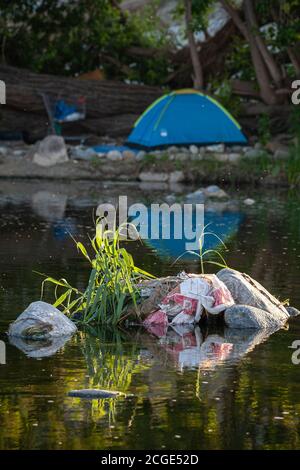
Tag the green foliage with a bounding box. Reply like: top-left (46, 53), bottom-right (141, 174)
top-left (289, 105), bottom-right (300, 141)
top-left (0, 0), bottom-right (171, 85)
top-left (174, 225), bottom-right (228, 274)
top-left (258, 113), bottom-right (271, 146)
top-left (40, 221), bottom-right (154, 325)
top-left (209, 77), bottom-right (241, 118)
top-left (225, 37), bottom-right (256, 82)
top-left (174, 0), bottom-right (214, 32)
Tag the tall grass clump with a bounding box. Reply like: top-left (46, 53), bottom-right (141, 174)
top-left (40, 221), bottom-right (154, 325)
top-left (173, 224), bottom-right (229, 274)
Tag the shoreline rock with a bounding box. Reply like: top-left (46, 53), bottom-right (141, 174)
top-left (8, 301), bottom-right (77, 339)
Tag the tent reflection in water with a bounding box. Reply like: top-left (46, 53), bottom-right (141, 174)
top-left (126, 89), bottom-right (247, 149)
top-left (139, 209), bottom-right (244, 261)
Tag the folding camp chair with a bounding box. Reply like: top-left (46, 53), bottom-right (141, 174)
top-left (40, 92), bottom-right (88, 144)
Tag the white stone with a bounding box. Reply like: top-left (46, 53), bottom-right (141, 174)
top-left (135, 150), bottom-right (146, 161)
top-left (139, 172), bottom-right (169, 182)
top-left (175, 153), bottom-right (189, 162)
top-left (0, 145), bottom-right (8, 155)
top-left (107, 150), bottom-right (123, 161)
top-left (244, 198), bottom-right (255, 206)
top-left (169, 171), bottom-right (185, 183)
top-left (122, 150), bottom-right (136, 160)
top-left (215, 153), bottom-right (229, 162)
top-left (204, 185), bottom-right (228, 199)
top-left (33, 135), bottom-right (69, 167)
top-left (228, 153), bottom-right (241, 163)
top-left (206, 144), bottom-right (225, 153)
top-left (71, 146), bottom-right (97, 161)
top-left (189, 145), bottom-right (198, 155)
top-left (167, 146), bottom-right (179, 155)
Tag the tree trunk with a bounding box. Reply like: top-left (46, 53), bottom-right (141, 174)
top-left (244, 0), bottom-right (282, 87)
top-left (0, 65), bottom-right (161, 139)
top-left (220, 0), bottom-right (277, 105)
top-left (184, 0), bottom-right (204, 90)
top-left (219, 0), bottom-right (249, 39)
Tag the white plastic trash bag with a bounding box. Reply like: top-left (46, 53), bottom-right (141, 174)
top-left (143, 273), bottom-right (235, 327)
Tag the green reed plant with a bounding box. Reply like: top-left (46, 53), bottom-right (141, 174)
top-left (173, 224), bottom-right (228, 274)
top-left (40, 221), bottom-right (154, 325)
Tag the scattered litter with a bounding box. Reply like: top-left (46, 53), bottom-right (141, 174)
top-left (143, 273), bottom-right (234, 328)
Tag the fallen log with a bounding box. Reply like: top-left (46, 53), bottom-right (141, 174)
top-left (0, 65), bottom-right (161, 139)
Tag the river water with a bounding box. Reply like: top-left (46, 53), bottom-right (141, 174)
top-left (0, 179), bottom-right (300, 450)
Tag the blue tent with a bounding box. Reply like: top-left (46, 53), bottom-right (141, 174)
top-left (126, 89), bottom-right (247, 149)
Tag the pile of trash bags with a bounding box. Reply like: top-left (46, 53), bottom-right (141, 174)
top-left (138, 268), bottom-right (299, 331)
top-left (143, 273), bottom-right (234, 330)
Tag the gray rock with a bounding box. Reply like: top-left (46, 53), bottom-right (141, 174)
top-left (165, 194), bottom-right (177, 204)
top-left (122, 150), bottom-right (136, 160)
top-left (204, 185), bottom-right (228, 199)
top-left (274, 148), bottom-right (290, 160)
top-left (139, 172), bottom-right (169, 182)
top-left (243, 198), bottom-right (255, 206)
top-left (228, 153), bottom-right (241, 163)
top-left (189, 144), bottom-right (198, 155)
top-left (33, 136), bottom-right (69, 167)
top-left (167, 146), bottom-right (179, 155)
top-left (243, 148), bottom-right (263, 159)
top-left (13, 150), bottom-right (26, 157)
top-left (231, 145), bottom-right (244, 153)
top-left (0, 145), bottom-right (8, 155)
top-left (175, 152), bottom-right (189, 162)
top-left (135, 150), bottom-right (146, 161)
top-left (191, 153), bottom-right (203, 161)
top-left (286, 306), bottom-right (300, 317)
top-left (265, 140), bottom-right (283, 154)
top-left (206, 144), bottom-right (225, 153)
top-left (217, 268), bottom-right (289, 326)
top-left (169, 170), bottom-right (185, 183)
top-left (68, 389), bottom-right (120, 399)
top-left (71, 146), bottom-right (97, 161)
top-left (224, 305), bottom-right (284, 329)
top-left (214, 153), bottom-right (228, 162)
top-left (139, 182), bottom-right (168, 191)
top-left (8, 301), bottom-right (77, 339)
top-left (107, 150), bottom-right (123, 161)
top-left (185, 189), bottom-right (206, 204)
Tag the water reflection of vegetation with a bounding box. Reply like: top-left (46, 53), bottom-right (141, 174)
top-left (79, 327), bottom-right (149, 424)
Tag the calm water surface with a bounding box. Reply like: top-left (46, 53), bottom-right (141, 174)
top-left (0, 179), bottom-right (300, 450)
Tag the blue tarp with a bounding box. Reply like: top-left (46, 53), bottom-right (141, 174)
top-left (93, 145), bottom-right (138, 154)
top-left (126, 89), bottom-right (247, 149)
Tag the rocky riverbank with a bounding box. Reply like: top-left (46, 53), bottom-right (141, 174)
top-left (0, 135), bottom-right (297, 187)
